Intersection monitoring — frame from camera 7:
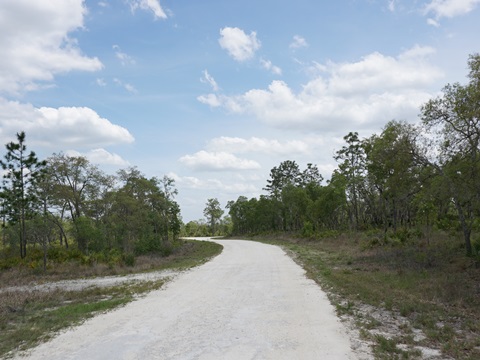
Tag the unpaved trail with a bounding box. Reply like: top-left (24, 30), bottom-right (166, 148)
top-left (14, 239), bottom-right (366, 360)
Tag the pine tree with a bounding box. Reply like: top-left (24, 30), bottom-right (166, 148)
top-left (0, 132), bottom-right (46, 258)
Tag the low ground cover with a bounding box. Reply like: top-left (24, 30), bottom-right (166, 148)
top-left (252, 231), bottom-right (480, 359)
top-left (0, 240), bottom-right (223, 358)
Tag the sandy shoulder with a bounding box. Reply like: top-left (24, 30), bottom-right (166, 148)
top-left (14, 239), bottom-right (371, 360)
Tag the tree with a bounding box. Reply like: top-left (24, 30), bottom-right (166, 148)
top-left (0, 132), bottom-right (46, 258)
top-left (364, 121), bottom-right (424, 233)
top-left (46, 153), bottom-right (109, 253)
top-left (421, 53), bottom-right (480, 255)
top-left (203, 198), bottom-right (224, 235)
top-left (335, 132), bottom-right (366, 230)
top-left (159, 175), bottom-right (180, 242)
top-left (264, 160), bottom-right (302, 199)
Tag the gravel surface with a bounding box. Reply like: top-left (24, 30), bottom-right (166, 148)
top-left (14, 239), bottom-right (367, 360)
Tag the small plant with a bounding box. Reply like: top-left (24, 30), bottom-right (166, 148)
top-left (122, 253), bottom-right (135, 267)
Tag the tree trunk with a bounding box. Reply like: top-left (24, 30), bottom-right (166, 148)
top-left (452, 198), bottom-right (473, 256)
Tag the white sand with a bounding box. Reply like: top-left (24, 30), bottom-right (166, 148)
top-left (15, 239), bottom-right (365, 360)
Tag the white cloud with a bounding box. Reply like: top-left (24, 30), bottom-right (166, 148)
top-left (124, 83), bottom-right (138, 94)
top-left (198, 46), bottom-right (443, 132)
top-left (290, 35), bottom-right (308, 49)
top-left (127, 0), bottom-right (167, 19)
top-left (218, 27), bottom-right (261, 62)
top-left (66, 148), bottom-right (130, 166)
top-left (424, 0), bottom-right (480, 19)
top-left (0, 98), bottom-right (135, 148)
top-left (197, 94), bottom-right (222, 107)
top-left (169, 173), bottom-right (258, 193)
top-left (207, 137), bottom-right (310, 156)
top-left (0, 0), bottom-right (103, 95)
top-left (388, 0), bottom-right (396, 12)
top-left (113, 78), bottom-right (138, 93)
top-left (179, 151), bottom-right (261, 171)
top-left (260, 59), bottom-right (282, 75)
top-left (201, 70), bottom-right (219, 92)
top-left (113, 45), bottom-right (136, 66)
top-left (96, 78), bottom-right (107, 87)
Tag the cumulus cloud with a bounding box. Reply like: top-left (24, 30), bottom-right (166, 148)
top-left (197, 94), bottom-right (222, 107)
top-left (206, 137), bottom-right (310, 156)
top-left (290, 35), bottom-right (308, 49)
top-left (219, 27), bottom-right (261, 62)
top-left (179, 151), bottom-right (261, 171)
top-left (169, 173), bottom-right (258, 193)
top-left (0, 98), bottom-right (135, 148)
top-left (127, 0), bottom-right (167, 19)
top-left (0, 0), bottom-right (103, 95)
top-left (198, 45), bottom-right (443, 132)
top-left (66, 148), bottom-right (130, 166)
top-left (424, 0), bottom-right (480, 19)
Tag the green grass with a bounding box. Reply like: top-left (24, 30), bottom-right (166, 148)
top-left (248, 231), bottom-right (480, 359)
top-left (0, 239), bottom-right (222, 358)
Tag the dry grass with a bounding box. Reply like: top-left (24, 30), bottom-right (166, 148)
top-left (0, 240), bottom-right (219, 288)
top-left (0, 240), bottom-right (223, 358)
top-left (252, 231), bottom-right (480, 359)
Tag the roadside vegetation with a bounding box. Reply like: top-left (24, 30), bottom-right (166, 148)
top-left (0, 239), bottom-right (222, 358)
top-left (226, 54), bottom-right (480, 359)
top-left (1, 49), bottom-right (479, 359)
top-left (251, 232), bottom-right (479, 359)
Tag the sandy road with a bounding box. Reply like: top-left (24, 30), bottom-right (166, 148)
top-left (15, 239), bottom-right (363, 360)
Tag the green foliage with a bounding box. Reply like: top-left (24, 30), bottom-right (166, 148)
top-left (122, 252), bottom-right (136, 267)
top-left (226, 54), bottom-right (480, 261)
top-left (0, 132), bottom-right (47, 259)
top-left (301, 221), bottom-right (314, 238)
top-left (134, 236), bottom-right (173, 257)
top-left (203, 198), bottom-right (224, 235)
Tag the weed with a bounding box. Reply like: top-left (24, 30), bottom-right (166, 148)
top-left (335, 300), bottom-right (355, 315)
top-left (0, 240), bottom-right (222, 358)
top-left (250, 231), bottom-right (480, 359)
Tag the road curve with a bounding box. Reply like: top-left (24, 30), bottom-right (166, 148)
top-left (15, 239), bottom-right (361, 360)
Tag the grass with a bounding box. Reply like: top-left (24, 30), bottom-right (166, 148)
top-left (0, 239), bottom-right (222, 358)
top-left (248, 231), bottom-right (480, 359)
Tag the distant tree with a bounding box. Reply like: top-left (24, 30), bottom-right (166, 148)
top-left (0, 132), bottom-right (46, 258)
top-left (364, 121), bottom-right (425, 233)
top-left (335, 132), bottom-right (366, 230)
top-left (264, 160), bottom-right (302, 199)
top-left (203, 198), bottom-right (224, 235)
top-left (46, 153), bottom-right (109, 253)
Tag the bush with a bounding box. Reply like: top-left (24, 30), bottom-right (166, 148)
top-left (122, 253), bottom-right (136, 267)
top-left (301, 221), bottom-right (314, 238)
top-left (47, 247), bottom-right (69, 263)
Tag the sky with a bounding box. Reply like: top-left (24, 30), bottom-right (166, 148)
top-left (1, 0), bottom-right (479, 222)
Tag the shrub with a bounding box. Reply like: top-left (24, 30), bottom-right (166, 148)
top-left (301, 221), bottom-right (314, 238)
top-left (122, 253), bottom-right (136, 267)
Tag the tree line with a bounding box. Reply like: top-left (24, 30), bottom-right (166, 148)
top-left (227, 54), bottom-right (480, 257)
top-left (0, 137), bottom-right (181, 268)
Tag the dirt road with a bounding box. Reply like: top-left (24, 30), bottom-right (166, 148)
top-left (15, 239), bottom-right (365, 359)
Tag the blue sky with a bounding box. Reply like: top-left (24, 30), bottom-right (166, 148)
top-left (1, 0), bottom-right (479, 222)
